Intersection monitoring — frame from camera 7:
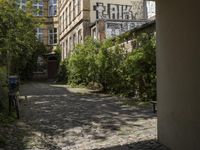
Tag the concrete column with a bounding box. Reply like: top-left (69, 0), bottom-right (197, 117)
top-left (157, 0), bottom-right (200, 150)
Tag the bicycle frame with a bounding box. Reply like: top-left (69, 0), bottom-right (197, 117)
top-left (8, 76), bottom-right (20, 119)
top-left (9, 92), bottom-right (20, 119)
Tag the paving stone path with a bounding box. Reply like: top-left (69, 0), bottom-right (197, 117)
top-left (0, 82), bottom-right (169, 150)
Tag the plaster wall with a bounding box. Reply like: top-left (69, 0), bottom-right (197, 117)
top-left (157, 0), bottom-right (200, 149)
top-left (90, 0), bottom-right (145, 22)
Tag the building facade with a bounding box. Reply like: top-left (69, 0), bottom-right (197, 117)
top-left (16, 0), bottom-right (155, 78)
top-left (17, 0), bottom-right (59, 51)
top-left (59, 0), bottom-right (91, 60)
top-left (17, 0), bottom-right (59, 79)
top-left (59, 0), bottom-right (156, 61)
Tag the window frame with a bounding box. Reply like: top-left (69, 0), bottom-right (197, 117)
top-left (36, 28), bottom-right (44, 42)
top-left (48, 28), bottom-right (58, 45)
top-left (33, 0), bottom-right (44, 16)
top-left (48, 0), bottom-right (57, 16)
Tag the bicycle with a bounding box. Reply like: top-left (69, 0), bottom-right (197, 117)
top-left (8, 76), bottom-right (20, 119)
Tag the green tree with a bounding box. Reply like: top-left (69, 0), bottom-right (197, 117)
top-left (0, 0), bottom-right (46, 79)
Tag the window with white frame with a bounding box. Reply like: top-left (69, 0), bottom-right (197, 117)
top-left (36, 28), bottom-right (44, 42)
top-left (48, 28), bottom-right (57, 45)
top-left (16, 0), bottom-right (26, 11)
top-left (33, 0), bottom-right (43, 16)
top-left (48, 0), bottom-right (57, 16)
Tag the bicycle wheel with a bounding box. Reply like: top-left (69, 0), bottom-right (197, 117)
top-left (14, 96), bottom-right (20, 119)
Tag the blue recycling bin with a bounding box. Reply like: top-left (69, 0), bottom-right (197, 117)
top-left (8, 76), bottom-right (19, 93)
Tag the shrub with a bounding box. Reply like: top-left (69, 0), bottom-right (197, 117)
top-left (57, 58), bottom-right (69, 83)
top-left (58, 34), bottom-right (156, 101)
top-left (68, 37), bottom-right (100, 85)
top-left (0, 67), bottom-right (8, 112)
top-left (123, 34), bottom-right (156, 100)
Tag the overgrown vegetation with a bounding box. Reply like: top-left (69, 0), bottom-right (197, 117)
top-left (0, 0), bottom-right (46, 113)
top-left (58, 34), bottom-right (156, 101)
top-left (0, 67), bottom-right (8, 112)
top-left (0, 0), bottom-right (47, 80)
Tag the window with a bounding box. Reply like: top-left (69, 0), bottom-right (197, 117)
top-left (64, 11), bottom-right (66, 29)
top-left (36, 28), bottom-right (43, 42)
top-left (66, 8), bottom-right (68, 26)
top-left (73, 0), bottom-right (76, 19)
top-left (65, 39), bottom-right (68, 57)
top-left (62, 42), bottom-right (64, 60)
top-left (73, 33), bottom-right (76, 47)
top-left (77, 0), bottom-right (81, 14)
top-left (48, 28), bottom-right (57, 45)
top-left (69, 3), bottom-right (71, 23)
top-left (69, 37), bottom-right (72, 50)
top-left (33, 0), bottom-right (43, 16)
top-left (48, 0), bottom-right (57, 16)
top-left (16, 0), bottom-right (26, 11)
top-left (78, 29), bottom-right (82, 43)
top-left (62, 13), bottom-right (65, 31)
top-left (60, 16), bottom-right (62, 33)
top-left (92, 28), bottom-right (97, 40)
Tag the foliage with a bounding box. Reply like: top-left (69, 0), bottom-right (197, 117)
top-left (0, 67), bottom-right (8, 112)
top-left (57, 58), bottom-right (69, 83)
top-left (96, 38), bottom-right (127, 92)
top-left (68, 37), bottom-right (100, 85)
top-left (54, 46), bottom-right (62, 66)
top-left (123, 34), bottom-right (156, 100)
top-left (0, 0), bottom-right (47, 80)
top-left (58, 34), bottom-right (156, 101)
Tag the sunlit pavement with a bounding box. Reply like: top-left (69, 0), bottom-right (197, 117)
top-left (1, 82), bottom-right (169, 150)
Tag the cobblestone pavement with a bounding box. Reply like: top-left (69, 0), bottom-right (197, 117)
top-left (0, 82), bottom-right (170, 150)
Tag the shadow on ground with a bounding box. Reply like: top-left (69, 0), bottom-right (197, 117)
top-left (93, 139), bottom-right (169, 150)
top-left (0, 82), bottom-right (168, 150)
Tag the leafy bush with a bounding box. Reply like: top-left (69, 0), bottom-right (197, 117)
top-left (0, 67), bottom-right (8, 112)
top-left (57, 34), bottom-right (156, 101)
top-left (123, 34), bottom-right (156, 100)
top-left (57, 58), bottom-right (69, 83)
top-left (0, 0), bottom-right (47, 80)
top-left (68, 37), bottom-right (100, 85)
